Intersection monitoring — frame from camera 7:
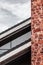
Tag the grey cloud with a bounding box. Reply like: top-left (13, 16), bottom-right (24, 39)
top-left (0, 0), bottom-right (29, 4)
top-left (0, 0), bottom-right (31, 33)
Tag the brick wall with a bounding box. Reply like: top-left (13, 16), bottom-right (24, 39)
top-left (31, 0), bottom-right (43, 65)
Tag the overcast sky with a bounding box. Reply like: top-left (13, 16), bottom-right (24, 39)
top-left (0, 0), bottom-right (31, 33)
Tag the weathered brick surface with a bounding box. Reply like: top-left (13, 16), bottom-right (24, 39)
top-left (31, 0), bottom-right (43, 65)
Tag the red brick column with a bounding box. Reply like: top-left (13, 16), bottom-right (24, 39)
top-left (31, 0), bottom-right (43, 65)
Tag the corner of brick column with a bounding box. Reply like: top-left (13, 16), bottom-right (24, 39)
top-left (31, 0), bottom-right (43, 65)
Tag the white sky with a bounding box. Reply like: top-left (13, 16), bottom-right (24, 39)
top-left (0, 0), bottom-right (31, 33)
